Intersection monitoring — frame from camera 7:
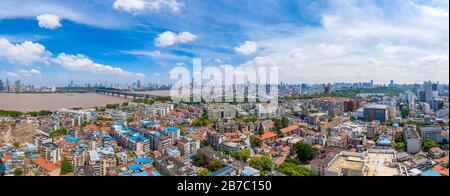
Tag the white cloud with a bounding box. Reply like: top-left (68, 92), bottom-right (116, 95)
top-left (317, 43), bottom-right (346, 57)
top-left (36, 14), bottom-right (62, 29)
top-left (234, 41), bottom-right (258, 55)
top-left (155, 31), bottom-right (197, 47)
top-left (1, 69), bottom-right (42, 78)
top-left (0, 1), bottom-right (130, 29)
top-left (124, 50), bottom-right (188, 61)
top-left (113, 0), bottom-right (183, 14)
top-left (136, 73), bottom-right (146, 78)
top-left (176, 62), bottom-right (187, 66)
top-left (240, 0), bottom-right (449, 83)
top-left (0, 38), bottom-right (142, 78)
top-left (0, 38), bottom-right (52, 64)
top-left (53, 53), bottom-right (145, 78)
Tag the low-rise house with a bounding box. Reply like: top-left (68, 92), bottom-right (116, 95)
top-left (428, 147), bottom-right (446, 159)
top-left (311, 149), bottom-right (405, 176)
top-left (403, 152), bottom-right (433, 172)
top-left (257, 132), bottom-right (277, 146)
top-left (31, 157), bottom-right (61, 176)
top-left (154, 156), bottom-right (196, 176)
top-left (279, 125), bottom-right (300, 137)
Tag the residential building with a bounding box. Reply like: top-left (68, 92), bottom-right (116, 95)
top-left (420, 126), bottom-right (443, 143)
top-left (363, 104), bottom-right (388, 122)
top-left (403, 126), bottom-right (422, 154)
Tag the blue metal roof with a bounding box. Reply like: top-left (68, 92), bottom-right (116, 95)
top-left (0, 164), bottom-right (7, 171)
top-left (208, 166), bottom-right (234, 176)
top-left (163, 126), bottom-right (180, 133)
top-left (423, 170), bottom-right (442, 176)
top-left (131, 171), bottom-right (148, 176)
top-left (150, 132), bottom-right (162, 137)
top-left (103, 136), bottom-right (116, 141)
top-left (136, 157), bottom-right (152, 164)
top-left (130, 136), bottom-right (149, 142)
top-left (151, 171), bottom-right (161, 176)
top-left (64, 135), bottom-right (80, 143)
top-left (377, 136), bottom-right (392, 145)
top-left (143, 121), bottom-right (156, 125)
top-left (241, 166), bottom-right (259, 176)
top-left (128, 164), bottom-right (141, 171)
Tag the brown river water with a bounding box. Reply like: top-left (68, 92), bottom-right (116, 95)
top-left (0, 93), bottom-right (129, 111)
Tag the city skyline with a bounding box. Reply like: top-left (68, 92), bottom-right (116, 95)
top-left (0, 0), bottom-right (449, 85)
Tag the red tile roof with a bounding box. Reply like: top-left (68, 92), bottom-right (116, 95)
top-left (257, 132), bottom-right (277, 141)
top-left (280, 125), bottom-right (299, 134)
top-left (32, 157), bottom-right (60, 172)
top-left (224, 132), bottom-right (239, 137)
top-left (432, 165), bottom-right (449, 176)
top-left (435, 156), bottom-right (449, 164)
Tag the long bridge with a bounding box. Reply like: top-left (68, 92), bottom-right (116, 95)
top-left (96, 89), bottom-right (155, 100)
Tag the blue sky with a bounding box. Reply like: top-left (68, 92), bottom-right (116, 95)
top-left (0, 0), bottom-right (449, 86)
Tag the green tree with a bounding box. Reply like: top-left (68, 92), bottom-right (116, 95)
top-left (396, 142), bottom-right (406, 151)
top-left (37, 110), bottom-right (53, 116)
top-left (194, 154), bottom-right (205, 167)
top-left (192, 113), bottom-right (210, 127)
top-left (231, 149), bottom-right (251, 162)
top-left (295, 142), bottom-right (315, 163)
top-left (127, 150), bottom-right (137, 158)
top-left (13, 141), bottom-right (20, 149)
top-left (401, 106), bottom-right (410, 118)
top-left (14, 168), bottom-right (23, 176)
top-left (276, 162), bottom-right (312, 176)
top-left (198, 168), bottom-right (211, 176)
top-left (284, 157), bottom-right (300, 165)
top-left (179, 127), bottom-right (188, 136)
top-left (105, 103), bottom-right (120, 109)
top-left (250, 135), bottom-right (261, 148)
top-left (257, 123), bottom-right (265, 135)
top-left (0, 110), bottom-right (25, 117)
top-left (445, 162), bottom-right (449, 169)
top-left (208, 160), bottom-right (223, 172)
top-left (394, 132), bottom-right (405, 143)
top-left (281, 117), bottom-right (289, 128)
top-left (249, 156), bottom-right (273, 174)
top-left (127, 116), bottom-right (134, 124)
top-left (274, 119), bottom-right (282, 133)
top-left (49, 128), bottom-right (68, 139)
top-left (60, 157), bottom-right (74, 174)
top-left (422, 139), bottom-right (439, 151)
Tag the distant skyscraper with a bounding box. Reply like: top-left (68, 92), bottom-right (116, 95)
top-left (324, 84), bottom-right (331, 93)
top-left (0, 79), bottom-right (4, 92)
top-left (418, 90), bottom-right (426, 102)
top-left (5, 79), bottom-right (10, 92)
top-left (431, 98), bottom-right (444, 111)
top-left (389, 80), bottom-right (394, 87)
top-left (423, 81), bottom-right (437, 104)
top-left (136, 80), bottom-right (141, 88)
top-left (405, 92), bottom-right (416, 111)
top-left (14, 80), bottom-right (21, 92)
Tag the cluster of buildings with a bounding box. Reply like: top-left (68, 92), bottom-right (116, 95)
top-left (1, 81), bottom-right (449, 176)
top-left (0, 79), bottom-right (57, 93)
